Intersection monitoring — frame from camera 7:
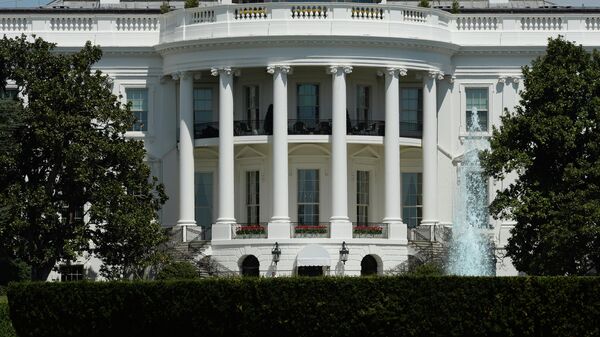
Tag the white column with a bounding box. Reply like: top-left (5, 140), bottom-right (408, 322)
top-left (328, 65), bottom-right (352, 238)
top-left (382, 67), bottom-right (407, 241)
top-left (211, 67), bottom-right (236, 240)
top-left (174, 71), bottom-right (197, 242)
top-left (422, 70), bottom-right (441, 226)
top-left (267, 65), bottom-right (291, 239)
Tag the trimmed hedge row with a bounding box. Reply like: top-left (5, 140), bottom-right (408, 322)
top-left (7, 277), bottom-right (600, 337)
top-left (0, 299), bottom-right (16, 337)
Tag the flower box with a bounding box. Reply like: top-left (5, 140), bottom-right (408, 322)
top-left (353, 225), bottom-right (384, 235)
top-left (294, 225), bottom-right (327, 234)
top-left (236, 225), bottom-right (266, 236)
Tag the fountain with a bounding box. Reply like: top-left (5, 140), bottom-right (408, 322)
top-left (446, 107), bottom-right (495, 276)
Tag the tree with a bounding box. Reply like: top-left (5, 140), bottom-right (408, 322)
top-left (184, 0), bottom-right (198, 9)
top-left (0, 35), bottom-right (167, 280)
top-left (451, 0), bottom-right (460, 14)
top-left (481, 37), bottom-right (600, 275)
top-left (418, 0), bottom-right (431, 8)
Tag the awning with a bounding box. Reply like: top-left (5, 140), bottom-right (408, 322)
top-left (297, 245), bottom-right (331, 267)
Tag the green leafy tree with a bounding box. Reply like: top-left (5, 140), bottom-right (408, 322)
top-left (156, 261), bottom-right (199, 280)
top-left (481, 37), bottom-right (600, 275)
top-left (184, 0), bottom-right (198, 9)
top-left (451, 0), bottom-right (460, 14)
top-left (0, 36), bottom-right (167, 280)
top-left (160, 1), bottom-right (170, 14)
top-left (418, 0), bottom-right (431, 8)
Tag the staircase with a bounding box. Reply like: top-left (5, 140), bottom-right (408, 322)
top-left (407, 224), bottom-right (449, 266)
top-left (166, 227), bottom-right (237, 277)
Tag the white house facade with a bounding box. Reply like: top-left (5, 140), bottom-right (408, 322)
top-left (2, 0), bottom-right (598, 279)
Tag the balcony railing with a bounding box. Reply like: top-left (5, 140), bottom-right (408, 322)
top-left (194, 122), bottom-right (219, 139)
top-left (232, 223), bottom-right (268, 239)
top-left (234, 119), bottom-right (272, 136)
top-left (291, 222), bottom-right (330, 238)
top-left (288, 119), bottom-right (332, 135)
top-left (352, 222), bottom-right (389, 239)
top-left (348, 120), bottom-right (385, 136)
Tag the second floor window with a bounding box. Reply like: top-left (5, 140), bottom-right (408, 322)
top-left (400, 87), bottom-right (423, 128)
top-left (466, 88), bottom-right (489, 131)
top-left (297, 84), bottom-right (319, 122)
top-left (194, 88), bottom-right (213, 123)
top-left (244, 86), bottom-right (260, 123)
top-left (0, 88), bottom-right (18, 101)
top-left (126, 88), bottom-right (148, 132)
top-left (356, 85), bottom-right (371, 122)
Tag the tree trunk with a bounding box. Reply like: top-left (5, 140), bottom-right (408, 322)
top-left (31, 263), bottom-right (54, 281)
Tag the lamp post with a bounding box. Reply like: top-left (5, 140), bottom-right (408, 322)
top-left (340, 241), bottom-right (349, 264)
top-left (271, 242), bottom-right (281, 265)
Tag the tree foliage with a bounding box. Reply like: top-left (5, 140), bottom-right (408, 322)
top-left (481, 37), bottom-right (600, 275)
top-left (0, 35), bottom-right (167, 280)
top-left (451, 0), bottom-right (460, 14)
top-left (418, 0), bottom-right (431, 8)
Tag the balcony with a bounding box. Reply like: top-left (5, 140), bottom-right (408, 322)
top-left (348, 120), bottom-right (385, 136)
top-left (291, 222), bottom-right (331, 238)
top-left (232, 223), bottom-right (268, 239)
top-left (288, 119), bottom-right (332, 135)
top-left (234, 120), bottom-right (272, 136)
top-left (194, 122), bottom-right (219, 139)
top-left (400, 121), bottom-right (423, 139)
top-left (352, 222), bottom-right (389, 239)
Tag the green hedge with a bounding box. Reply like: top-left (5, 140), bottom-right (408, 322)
top-left (7, 277), bottom-right (600, 337)
top-left (0, 299), bottom-right (16, 337)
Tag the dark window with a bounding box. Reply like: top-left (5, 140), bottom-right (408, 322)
top-left (59, 264), bottom-right (84, 282)
top-left (246, 171), bottom-right (260, 224)
top-left (466, 88), bottom-right (489, 131)
top-left (126, 88), bottom-right (148, 131)
top-left (241, 255), bottom-right (259, 277)
top-left (298, 266), bottom-right (323, 277)
top-left (297, 84), bottom-right (319, 122)
top-left (356, 171), bottom-right (369, 224)
top-left (402, 172), bottom-right (423, 228)
top-left (298, 169), bottom-right (319, 225)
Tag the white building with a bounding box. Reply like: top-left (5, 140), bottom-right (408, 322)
top-left (2, 0), bottom-right (598, 279)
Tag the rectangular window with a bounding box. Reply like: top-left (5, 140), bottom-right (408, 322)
top-left (356, 171), bottom-right (370, 225)
top-left (297, 84), bottom-right (320, 123)
top-left (400, 88), bottom-right (423, 136)
top-left (466, 88), bottom-right (489, 131)
top-left (194, 88), bottom-right (213, 124)
top-left (402, 172), bottom-right (423, 229)
top-left (297, 169), bottom-right (319, 225)
top-left (246, 171), bottom-right (260, 224)
top-left (0, 88), bottom-right (18, 101)
top-left (126, 88), bottom-right (148, 131)
top-left (195, 172), bottom-right (213, 230)
top-left (59, 264), bottom-right (84, 282)
top-left (244, 86), bottom-right (260, 123)
top-left (356, 85), bottom-right (370, 122)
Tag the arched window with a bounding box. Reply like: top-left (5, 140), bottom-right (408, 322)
top-left (241, 255), bottom-right (260, 277)
top-left (361, 255), bottom-right (378, 276)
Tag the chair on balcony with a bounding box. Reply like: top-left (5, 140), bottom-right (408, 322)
top-left (318, 121), bottom-right (331, 135)
top-left (293, 121), bottom-right (308, 134)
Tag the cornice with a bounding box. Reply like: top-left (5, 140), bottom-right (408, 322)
top-left (155, 35), bottom-right (460, 57)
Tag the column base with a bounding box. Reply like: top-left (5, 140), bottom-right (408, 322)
top-left (212, 221), bottom-right (235, 241)
top-left (268, 221), bottom-right (291, 239)
top-left (330, 218), bottom-right (352, 239)
top-left (387, 221), bottom-right (408, 244)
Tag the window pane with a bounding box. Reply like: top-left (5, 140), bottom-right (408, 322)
top-left (126, 88), bottom-right (148, 131)
top-left (298, 169), bottom-right (319, 224)
top-left (402, 173), bottom-right (423, 228)
top-left (246, 171), bottom-right (260, 224)
top-left (297, 84), bottom-right (319, 121)
top-left (194, 88), bottom-right (213, 123)
top-left (466, 88), bottom-right (488, 131)
top-left (195, 172), bottom-right (213, 228)
top-left (400, 88), bottom-right (423, 125)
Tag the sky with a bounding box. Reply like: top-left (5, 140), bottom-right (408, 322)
top-left (1, 0), bottom-right (600, 8)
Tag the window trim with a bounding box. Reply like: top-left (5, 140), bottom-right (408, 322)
top-left (459, 83), bottom-right (494, 137)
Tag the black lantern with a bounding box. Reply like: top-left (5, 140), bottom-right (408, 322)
top-left (340, 241), bottom-right (349, 264)
top-left (271, 242), bottom-right (281, 264)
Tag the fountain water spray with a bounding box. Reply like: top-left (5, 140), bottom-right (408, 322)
top-left (446, 107), bottom-right (495, 276)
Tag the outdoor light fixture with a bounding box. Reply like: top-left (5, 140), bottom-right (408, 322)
top-left (340, 241), bottom-right (349, 264)
top-left (271, 242), bottom-right (281, 264)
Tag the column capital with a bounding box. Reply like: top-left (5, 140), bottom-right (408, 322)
top-left (377, 67), bottom-right (408, 77)
top-left (512, 76), bottom-right (521, 83)
top-left (327, 65), bottom-right (353, 75)
top-left (210, 67), bottom-right (239, 77)
top-left (498, 76), bottom-right (507, 84)
top-left (171, 71), bottom-right (191, 81)
top-left (427, 69), bottom-right (444, 81)
top-left (266, 65), bottom-right (292, 75)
